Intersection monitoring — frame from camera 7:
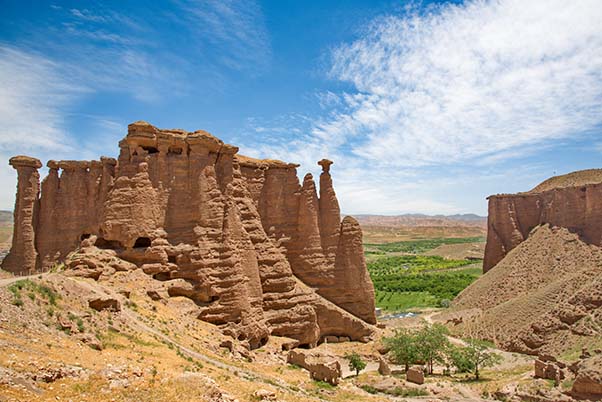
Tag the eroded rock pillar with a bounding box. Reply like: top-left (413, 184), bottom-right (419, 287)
top-left (318, 159), bottom-right (341, 264)
top-left (2, 156), bottom-right (42, 274)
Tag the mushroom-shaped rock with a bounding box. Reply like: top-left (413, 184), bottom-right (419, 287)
top-left (317, 158), bottom-right (333, 173)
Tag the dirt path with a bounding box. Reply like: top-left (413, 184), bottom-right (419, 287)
top-left (0, 272), bottom-right (47, 286)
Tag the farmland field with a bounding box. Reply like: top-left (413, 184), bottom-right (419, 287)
top-left (365, 236), bottom-right (484, 312)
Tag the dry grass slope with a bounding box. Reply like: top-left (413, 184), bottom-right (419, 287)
top-left (528, 169), bottom-right (602, 193)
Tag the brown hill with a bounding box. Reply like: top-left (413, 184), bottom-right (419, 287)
top-left (528, 169), bottom-right (602, 193)
top-left (452, 224), bottom-right (602, 356)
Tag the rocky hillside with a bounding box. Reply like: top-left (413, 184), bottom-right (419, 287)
top-left (0, 272), bottom-right (387, 402)
top-left (451, 225), bottom-right (602, 356)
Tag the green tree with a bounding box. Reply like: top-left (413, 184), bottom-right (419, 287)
top-left (448, 339), bottom-right (502, 380)
top-left (415, 324), bottom-right (450, 375)
top-left (384, 328), bottom-right (419, 372)
top-left (461, 339), bottom-right (503, 380)
top-left (345, 352), bottom-right (367, 376)
top-left (448, 344), bottom-right (474, 374)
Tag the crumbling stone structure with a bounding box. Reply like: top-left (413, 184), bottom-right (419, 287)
top-left (3, 121), bottom-right (376, 348)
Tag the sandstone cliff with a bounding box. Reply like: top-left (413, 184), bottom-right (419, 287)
top-left (483, 170), bottom-right (602, 272)
top-left (2, 121), bottom-right (376, 348)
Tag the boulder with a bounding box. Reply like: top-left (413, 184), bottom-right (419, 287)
top-left (534, 359), bottom-right (565, 383)
top-left (406, 366), bottom-right (424, 385)
top-left (88, 297), bottom-right (121, 312)
top-left (253, 389), bottom-right (277, 401)
top-left (378, 357), bottom-right (391, 376)
top-left (572, 354), bottom-right (602, 398)
top-left (287, 350), bottom-right (342, 385)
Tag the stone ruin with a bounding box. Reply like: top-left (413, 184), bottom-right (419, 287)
top-left (3, 121), bottom-right (376, 348)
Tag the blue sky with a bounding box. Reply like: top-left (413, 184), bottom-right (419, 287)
top-left (1, 0), bottom-right (601, 215)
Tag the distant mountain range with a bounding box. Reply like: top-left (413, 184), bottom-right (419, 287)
top-left (351, 213), bottom-right (487, 228)
top-left (0, 210), bottom-right (12, 224)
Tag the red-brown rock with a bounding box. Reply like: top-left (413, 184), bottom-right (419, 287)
top-left (2, 121), bottom-right (376, 349)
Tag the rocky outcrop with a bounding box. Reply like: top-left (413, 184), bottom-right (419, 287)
top-left (287, 349), bottom-right (342, 385)
top-left (484, 172), bottom-right (602, 272)
top-left (2, 121), bottom-right (375, 348)
top-left (571, 354), bottom-right (602, 399)
top-left (2, 156), bottom-right (41, 274)
top-left (406, 366), bottom-right (425, 385)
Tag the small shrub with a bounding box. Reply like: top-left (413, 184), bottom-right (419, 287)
top-left (345, 352), bottom-right (367, 376)
top-left (314, 380), bottom-right (334, 390)
top-left (361, 385), bottom-right (378, 394)
top-left (392, 387), bottom-right (428, 397)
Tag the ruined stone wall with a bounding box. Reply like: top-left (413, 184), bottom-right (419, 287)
top-left (2, 121), bottom-right (376, 347)
top-left (484, 183), bottom-right (602, 272)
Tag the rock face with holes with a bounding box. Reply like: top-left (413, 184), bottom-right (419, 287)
top-left (484, 170), bottom-right (602, 272)
top-left (2, 121), bottom-right (375, 348)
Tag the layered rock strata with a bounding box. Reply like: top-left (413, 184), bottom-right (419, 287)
top-left (484, 173), bottom-right (602, 272)
top-left (3, 121), bottom-right (376, 348)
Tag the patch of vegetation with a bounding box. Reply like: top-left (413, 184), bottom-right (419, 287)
top-left (314, 380), bottom-right (335, 390)
top-left (392, 387), bottom-right (429, 397)
top-left (360, 384), bottom-right (378, 394)
top-left (368, 264), bottom-right (482, 311)
top-left (365, 236), bottom-right (484, 254)
top-left (345, 352), bottom-right (367, 376)
top-left (375, 291), bottom-right (438, 310)
top-left (384, 324), bottom-right (502, 380)
top-left (369, 255), bottom-right (474, 276)
top-left (8, 279), bottom-right (59, 307)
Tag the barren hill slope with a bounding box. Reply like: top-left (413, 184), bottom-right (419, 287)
top-left (452, 225), bottom-right (602, 356)
top-left (528, 169), bottom-right (602, 193)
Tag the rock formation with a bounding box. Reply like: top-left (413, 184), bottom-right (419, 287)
top-left (2, 121), bottom-right (376, 348)
top-left (454, 225), bottom-right (602, 356)
top-left (484, 170), bottom-right (602, 272)
top-left (2, 156), bottom-right (42, 274)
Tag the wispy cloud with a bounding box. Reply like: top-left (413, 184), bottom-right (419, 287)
top-left (323, 0), bottom-right (602, 167)
top-left (0, 45), bottom-right (82, 154)
top-left (241, 0), bottom-right (602, 215)
top-left (175, 0), bottom-right (272, 73)
top-left (0, 45), bottom-right (84, 208)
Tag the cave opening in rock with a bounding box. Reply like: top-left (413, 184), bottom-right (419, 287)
top-left (153, 272), bottom-right (171, 281)
top-left (95, 237), bottom-right (123, 250)
top-left (168, 255), bottom-right (177, 264)
top-left (133, 237), bottom-right (151, 248)
top-left (141, 146), bottom-right (159, 154)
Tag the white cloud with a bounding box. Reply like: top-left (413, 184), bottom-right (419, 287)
top-left (241, 0), bottom-right (602, 215)
top-left (322, 0), bottom-right (602, 167)
top-left (0, 45), bottom-right (84, 209)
